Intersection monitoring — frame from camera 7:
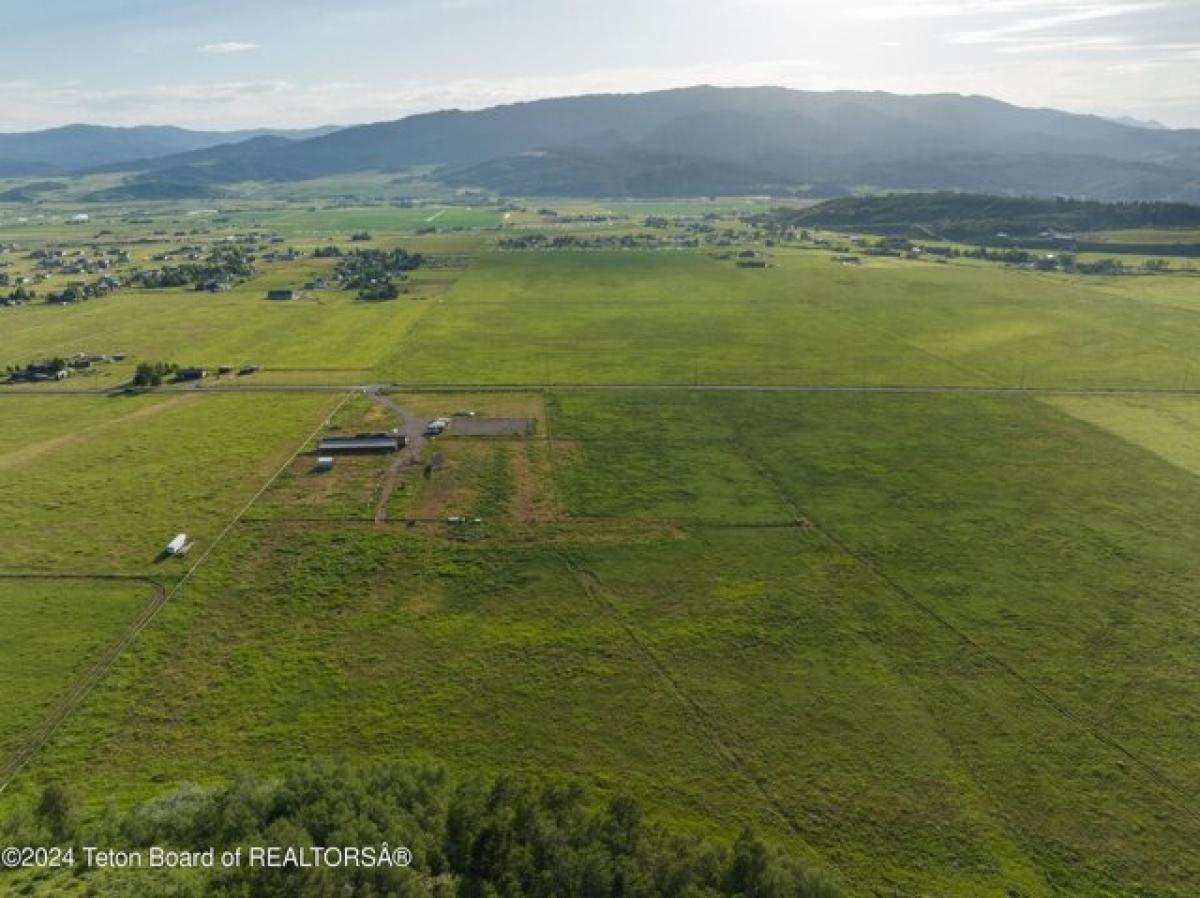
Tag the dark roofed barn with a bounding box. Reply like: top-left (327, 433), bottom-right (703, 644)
top-left (318, 434), bottom-right (404, 454)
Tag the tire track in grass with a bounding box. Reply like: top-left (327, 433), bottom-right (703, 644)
top-left (557, 553), bottom-right (835, 878)
top-left (0, 576), bottom-right (166, 790)
top-left (0, 391), bottom-right (353, 795)
top-left (730, 432), bottom-right (1200, 830)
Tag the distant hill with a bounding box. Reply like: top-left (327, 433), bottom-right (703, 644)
top-left (0, 180), bottom-right (68, 203)
top-left (36, 86), bottom-right (1200, 201)
top-left (1106, 116), bottom-right (1169, 131)
top-left (849, 152), bottom-right (1200, 205)
top-left (787, 193), bottom-right (1200, 241)
top-left (0, 124), bottom-right (341, 177)
top-left (441, 147), bottom-right (781, 197)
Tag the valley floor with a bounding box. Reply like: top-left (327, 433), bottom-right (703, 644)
top-left (3, 206), bottom-right (1200, 896)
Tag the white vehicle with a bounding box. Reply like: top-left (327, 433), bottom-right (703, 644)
top-left (165, 533), bottom-right (188, 556)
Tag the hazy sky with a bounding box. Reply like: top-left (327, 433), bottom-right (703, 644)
top-left (2, 0), bottom-right (1198, 131)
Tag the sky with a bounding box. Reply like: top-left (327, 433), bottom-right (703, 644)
top-left (1, 0), bottom-right (1198, 131)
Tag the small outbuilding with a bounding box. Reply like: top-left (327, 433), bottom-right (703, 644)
top-left (267, 289), bottom-right (298, 301)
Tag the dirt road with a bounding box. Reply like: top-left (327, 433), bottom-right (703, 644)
top-left (367, 389), bottom-right (427, 524)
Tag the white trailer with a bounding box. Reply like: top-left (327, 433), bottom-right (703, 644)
top-left (165, 533), bottom-right (188, 556)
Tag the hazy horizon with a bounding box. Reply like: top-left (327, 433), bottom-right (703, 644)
top-left (2, 0), bottom-right (1197, 131)
top-left (0, 84), bottom-right (1189, 136)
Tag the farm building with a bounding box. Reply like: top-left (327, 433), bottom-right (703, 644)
top-left (267, 289), bottom-right (298, 301)
top-left (175, 367), bottom-right (208, 381)
top-left (165, 533), bottom-right (190, 556)
top-left (317, 434), bottom-right (404, 454)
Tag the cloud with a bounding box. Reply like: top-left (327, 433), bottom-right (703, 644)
top-left (847, 0), bottom-right (1159, 19)
top-left (197, 41), bottom-right (259, 54)
top-left (951, 2), bottom-right (1166, 44)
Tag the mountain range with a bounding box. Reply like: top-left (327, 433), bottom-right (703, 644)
top-left (0, 124), bottom-right (340, 177)
top-left (3, 87), bottom-right (1199, 202)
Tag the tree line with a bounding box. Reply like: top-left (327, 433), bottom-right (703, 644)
top-left (2, 759), bottom-right (839, 898)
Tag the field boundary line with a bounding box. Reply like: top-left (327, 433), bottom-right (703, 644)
top-left (732, 434), bottom-right (1200, 830)
top-left (0, 391), bottom-right (353, 795)
top-left (558, 555), bottom-right (825, 858)
top-left (0, 578), bottom-right (165, 791)
top-left (0, 573), bottom-right (164, 586)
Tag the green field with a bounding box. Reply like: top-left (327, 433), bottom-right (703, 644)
top-left (1087, 227), bottom-right (1200, 244)
top-left (386, 250), bottom-right (1200, 388)
top-left (4, 202), bottom-right (1200, 898)
top-left (8, 390), bottom-right (1200, 896)
top-left (1, 279), bottom-right (433, 387)
top-left (0, 579), bottom-right (154, 759)
top-left (0, 392), bottom-right (336, 573)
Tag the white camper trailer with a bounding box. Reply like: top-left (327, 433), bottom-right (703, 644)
top-left (166, 533), bottom-right (188, 556)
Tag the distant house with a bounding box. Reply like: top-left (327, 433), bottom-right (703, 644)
top-left (175, 367), bottom-right (208, 382)
top-left (266, 289), bottom-right (297, 301)
top-left (13, 361), bottom-right (69, 382)
top-left (68, 213), bottom-right (90, 224)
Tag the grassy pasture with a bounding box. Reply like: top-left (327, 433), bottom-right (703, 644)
top-left (1086, 227), bottom-right (1200, 244)
top-left (0, 579), bottom-right (153, 760)
top-left (0, 392), bottom-right (336, 573)
top-left (0, 274), bottom-right (432, 386)
top-left (8, 204), bottom-right (1200, 898)
top-left (247, 204), bottom-right (505, 237)
top-left (1047, 394), bottom-right (1200, 475)
top-left (15, 389), bottom-right (1200, 897)
top-left (389, 249), bottom-right (1200, 388)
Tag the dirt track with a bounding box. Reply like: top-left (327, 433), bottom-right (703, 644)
top-left (368, 390), bottom-right (427, 524)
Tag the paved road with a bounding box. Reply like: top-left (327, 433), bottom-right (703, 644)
top-left (7, 382), bottom-right (1200, 398)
